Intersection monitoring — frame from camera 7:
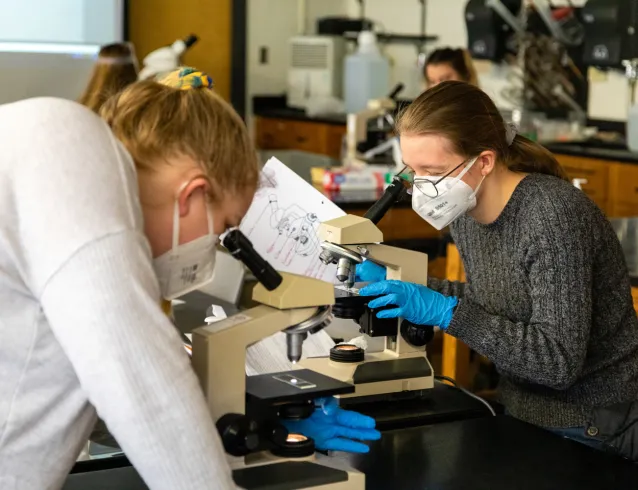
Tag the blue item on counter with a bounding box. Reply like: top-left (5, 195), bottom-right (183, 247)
top-left (282, 397), bottom-right (380, 454)
top-left (359, 280), bottom-right (458, 329)
top-left (355, 260), bottom-right (387, 283)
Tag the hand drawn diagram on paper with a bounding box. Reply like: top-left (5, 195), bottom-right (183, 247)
top-left (240, 157), bottom-right (345, 282)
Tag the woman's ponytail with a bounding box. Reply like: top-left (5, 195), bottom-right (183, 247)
top-left (506, 135), bottom-right (569, 181)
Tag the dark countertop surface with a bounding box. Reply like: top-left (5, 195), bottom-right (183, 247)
top-left (255, 106), bottom-right (349, 126)
top-left (545, 141), bottom-right (638, 164)
top-left (343, 382), bottom-right (494, 431)
top-left (64, 415), bottom-right (638, 490)
top-left (340, 415), bottom-right (638, 490)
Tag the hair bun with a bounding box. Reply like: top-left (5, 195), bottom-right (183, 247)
top-left (159, 67), bottom-right (215, 91)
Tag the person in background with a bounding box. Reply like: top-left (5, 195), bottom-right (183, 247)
top-left (423, 47), bottom-right (479, 88)
top-left (78, 42), bottom-right (138, 113)
top-left (357, 81), bottom-right (638, 459)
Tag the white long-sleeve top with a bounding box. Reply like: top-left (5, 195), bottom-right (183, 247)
top-left (0, 98), bottom-right (236, 490)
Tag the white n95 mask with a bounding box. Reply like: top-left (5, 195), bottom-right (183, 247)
top-left (153, 196), bottom-right (219, 300)
top-left (412, 156), bottom-right (484, 231)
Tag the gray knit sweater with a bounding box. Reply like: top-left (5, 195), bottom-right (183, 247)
top-left (430, 173), bottom-right (638, 428)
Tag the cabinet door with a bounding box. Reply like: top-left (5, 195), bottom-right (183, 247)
top-left (287, 120), bottom-right (329, 154)
top-left (555, 155), bottom-right (609, 212)
top-left (608, 163), bottom-right (638, 217)
top-left (255, 118), bottom-right (294, 149)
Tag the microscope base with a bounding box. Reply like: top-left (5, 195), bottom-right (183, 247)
top-left (232, 453), bottom-right (365, 490)
top-left (299, 351), bottom-right (434, 400)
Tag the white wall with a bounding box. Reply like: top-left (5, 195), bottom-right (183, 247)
top-left (246, 0), bottom-right (349, 131)
top-left (246, 0), bottom-right (633, 122)
top-left (0, 0), bottom-right (124, 105)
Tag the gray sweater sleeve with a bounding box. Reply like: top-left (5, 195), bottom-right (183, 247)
top-left (427, 277), bottom-right (466, 298)
top-left (446, 215), bottom-right (594, 390)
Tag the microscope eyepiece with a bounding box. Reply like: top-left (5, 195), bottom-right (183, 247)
top-left (183, 34), bottom-right (199, 48)
top-left (363, 176), bottom-right (411, 225)
top-left (223, 229), bottom-right (283, 291)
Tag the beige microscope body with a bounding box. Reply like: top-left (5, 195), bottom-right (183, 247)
top-left (300, 214), bottom-right (435, 400)
top-left (191, 272), bottom-right (364, 489)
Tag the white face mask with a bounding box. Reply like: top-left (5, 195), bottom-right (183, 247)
top-left (153, 196), bottom-right (219, 300)
top-left (412, 156), bottom-right (485, 231)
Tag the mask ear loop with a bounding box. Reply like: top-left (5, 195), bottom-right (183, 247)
top-left (206, 204), bottom-right (215, 238)
top-left (171, 197), bottom-right (181, 254)
top-left (447, 156), bottom-right (479, 188)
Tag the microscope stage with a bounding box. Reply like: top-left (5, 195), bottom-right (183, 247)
top-left (246, 369), bottom-right (354, 404)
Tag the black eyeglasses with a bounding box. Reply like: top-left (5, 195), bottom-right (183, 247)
top-left (412, 158), bottom-right (475, 198)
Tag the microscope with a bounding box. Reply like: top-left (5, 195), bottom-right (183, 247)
top-left (138, 34), bottom-right (199, 81)
top-left (299, 174), bottom-right (435, 405)
top-left (191, 230), bottom-right (364, 490)
top-left (344, 84), bottom-right (404, 168)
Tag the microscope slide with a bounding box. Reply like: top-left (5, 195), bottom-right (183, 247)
top-left (240, 157), bottom-right (345, 283)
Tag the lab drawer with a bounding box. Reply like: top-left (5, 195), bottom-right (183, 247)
top-left (608, 163), bottom-right (638, 217)
top-left (555, 154), bottom-right (609, 210)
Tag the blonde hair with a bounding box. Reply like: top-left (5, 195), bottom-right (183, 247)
top-left (99, 68), bottom-right (259, 196)
top-left (79, 42), bottom-right (139, 113)
top-left (398, 81), bottom-right (568, 181)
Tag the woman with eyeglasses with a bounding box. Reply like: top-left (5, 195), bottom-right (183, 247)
top-left (356, 81), bottom-right (638, 459)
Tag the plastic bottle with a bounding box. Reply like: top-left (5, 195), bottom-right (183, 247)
top-left (627, 103), bottom-right (638, 152)
top-left (343, 31), bottom-right (391, 114)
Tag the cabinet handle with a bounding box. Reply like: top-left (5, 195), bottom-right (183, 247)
top-left (296, 136), bottom-right (308, 143)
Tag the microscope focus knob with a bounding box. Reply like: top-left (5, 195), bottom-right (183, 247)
top-left (401, 320), bottom-right (435, 347)
top-left (216, 413), bottom-right (260, 457)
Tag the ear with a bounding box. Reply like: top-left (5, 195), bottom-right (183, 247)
top-left (477, 151), bottom-right (496, 177)
top-left (177, 177), bottom-right (210, 217)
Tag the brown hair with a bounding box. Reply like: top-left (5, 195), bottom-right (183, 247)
top-left (424, 48), bottom-right (479, 87)
top-left (79, 42), bottom-right (139, 113)
top-left (99, 71), bottom-right (259, 196)
top-left (397, 81), bottom-right (567, 181)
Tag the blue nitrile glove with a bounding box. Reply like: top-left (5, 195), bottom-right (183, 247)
top-left (355, 260), bottom-right (387, 283)
top-left (282, 397), bottom-right (381, 454)
top-left (359, 280), bottom-right (458, 329)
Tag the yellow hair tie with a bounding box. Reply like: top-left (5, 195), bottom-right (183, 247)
top-left (159, 67), bottom-right (214, 91)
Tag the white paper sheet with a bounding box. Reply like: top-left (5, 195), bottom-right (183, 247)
top-left (240, 157), bottom-right (346, 283)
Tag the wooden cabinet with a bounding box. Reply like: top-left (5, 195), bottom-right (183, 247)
top-left (553, 154), bottom-right (638, 218)
top-left (555, 154), bottom-right (609, 212)
top-left (608, 163), bottom-right (638, 217)
top-left (441, 244), bottom-right (471, 388)
top-left (255, 117), bottom-right (346, 159)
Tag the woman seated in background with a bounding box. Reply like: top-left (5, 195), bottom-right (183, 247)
top-left (78, 42), bottom-right (138, 113)
top-left (423, 47), bottom-right (479, 88)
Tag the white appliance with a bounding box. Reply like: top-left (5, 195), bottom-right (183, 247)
top-left (287, 35), bottom-right (346, 110)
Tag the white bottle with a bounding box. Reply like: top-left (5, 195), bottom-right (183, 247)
top-left (627, 103), bottom-right (638, 153)
top-left (343, 31), bottom-right (391, 114)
